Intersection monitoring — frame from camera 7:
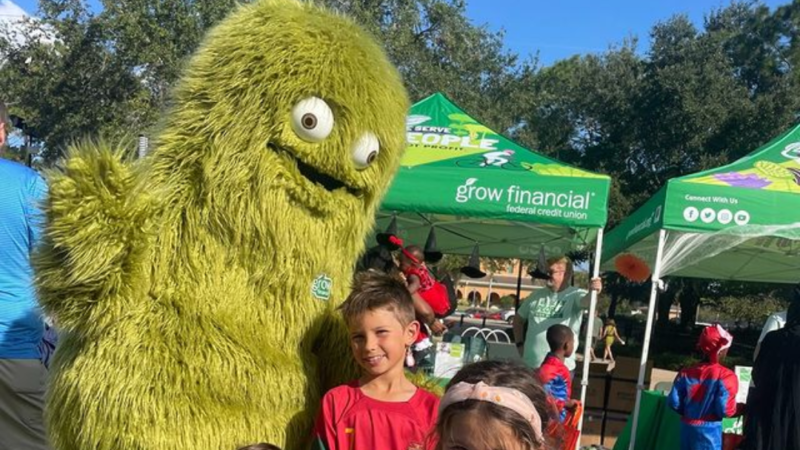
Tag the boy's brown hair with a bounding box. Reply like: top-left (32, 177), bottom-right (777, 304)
top-left (340, 270), bottom-right (415, 326)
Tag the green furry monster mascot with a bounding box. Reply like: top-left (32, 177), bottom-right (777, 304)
top-left (34, 1), bottom-right (409, 449)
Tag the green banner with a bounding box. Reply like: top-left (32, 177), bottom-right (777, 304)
top-left (381, 93), bottom-right (611, 229)
top-left (602, 124), bottom-right (800, 284)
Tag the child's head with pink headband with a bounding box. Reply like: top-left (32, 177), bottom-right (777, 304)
top-left (434, 360), bottom-right (557, 450)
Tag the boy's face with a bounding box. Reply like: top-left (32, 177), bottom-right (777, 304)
top-left (348, 307), bottom-right (419, 378)
top-left (564, 333), bottom-right (575, 358)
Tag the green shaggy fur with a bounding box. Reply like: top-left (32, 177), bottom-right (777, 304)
top-left (34, 2), bottom-right (409, 449)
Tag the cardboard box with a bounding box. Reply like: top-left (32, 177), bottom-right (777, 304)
top-left (649, 368), bottom-right (678, 391)
top-left (574, 360), bottom-right (613, 377)
top-left (606, 379), bottom-right (640, 413)
top-left (572, 374), bottom-right (609, 409)
top-left (580, 409), bottom-right (605, 447)
top-left (581, 433), bottom-right (602, 447)
top-left (603, 412), bottom-right (629, 448)
top-left (610, 356), bottom-right (653, 381)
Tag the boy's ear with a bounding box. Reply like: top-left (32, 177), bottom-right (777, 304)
top-left (405, 320), bottom-right (421, 345)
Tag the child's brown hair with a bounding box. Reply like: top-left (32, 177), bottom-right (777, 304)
top-left (435, 360), bottom-right (558, 450)
top-left (339, 270), bottom-right (415, 326)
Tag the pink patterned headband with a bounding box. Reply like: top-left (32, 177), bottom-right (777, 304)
top-left (439, 381), bottom-right (544, 443)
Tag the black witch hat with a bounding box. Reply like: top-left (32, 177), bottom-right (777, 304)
top-left (423, 227), bottom-right (443, 264)
top-left (528, 245), bottom-right (550, 280)
top-left (376, 216), bottom-right (402, 250)
top-left (460, 243), bottom-right (486, 279)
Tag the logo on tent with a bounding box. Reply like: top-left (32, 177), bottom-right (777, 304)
top-left (782, 142), bottom-right (800, 165)
top-left (734, 210), bottom-right (750, 225)
top-left (406, 115), bottom-right (431, 127)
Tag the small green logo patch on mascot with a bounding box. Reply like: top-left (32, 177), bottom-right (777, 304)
top-left (311, 275), bottom-right (333, 300)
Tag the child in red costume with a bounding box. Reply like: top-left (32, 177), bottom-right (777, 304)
top-left (538, 324), bottom-right (578, 422)
top-left (668, 324), bottom-right (741, 450)
top-left (313, 272), bottom-right (439, 450)
top-left (399, 245), bottom-right (450, 327)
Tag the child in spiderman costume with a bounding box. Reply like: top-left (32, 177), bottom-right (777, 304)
top-left (668, 324), bottom-right (743, 450)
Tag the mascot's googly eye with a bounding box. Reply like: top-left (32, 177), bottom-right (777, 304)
top-left (352, 132), bottom-right (380, 169)
top-left (291, 97), bottom-right (334, 142)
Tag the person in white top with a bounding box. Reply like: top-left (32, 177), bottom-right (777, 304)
top-left (754, 311), bottom-right (786, 361)
top-left (513, 255), bottom-right (602, 371)
top-left (754, 285), bottom-right (800, 361)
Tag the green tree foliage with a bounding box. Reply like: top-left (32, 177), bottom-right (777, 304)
top-left (318, 0), bottom-right (537, 135)
top-left (513, 3), bottom-right (800, 326)
top-left (1, 0), bottom-right (532, 160)
top-left (0, 0), bottom-right (248, 160)
top-left (712, 294), bottom-right (788, 329)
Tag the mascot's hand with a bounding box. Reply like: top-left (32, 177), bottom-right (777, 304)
top-left (35, 142), bottom-right (157, 331)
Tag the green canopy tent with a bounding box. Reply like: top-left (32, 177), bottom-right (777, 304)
top-left (374, 92), bottom-right (611, 429)
top-left (600, 124), bottom-right (800, 450)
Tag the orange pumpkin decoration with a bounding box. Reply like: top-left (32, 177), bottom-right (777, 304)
top-left (615, 253), bottom-right (651, 283)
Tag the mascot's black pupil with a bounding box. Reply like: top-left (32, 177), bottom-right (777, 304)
top-left (367, 151), bottom-right (377, 164)
top-left (302, 113), bottom-right (317, 129)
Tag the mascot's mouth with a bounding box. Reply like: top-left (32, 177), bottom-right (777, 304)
top-left (268, 142), bottom-right (362, 197)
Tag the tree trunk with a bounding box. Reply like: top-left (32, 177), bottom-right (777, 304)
top-left (657, 292), bottom-right (672, 329)
top-left (608, 291), bottom-right (619, 318)
top-left (678, 281), bottom-right (700, 331)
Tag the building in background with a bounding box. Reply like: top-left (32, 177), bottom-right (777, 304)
top-left (455, 259), bottom-right (544, 308)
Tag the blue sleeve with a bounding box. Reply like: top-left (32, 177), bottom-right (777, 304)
top-left (25, 172), bottom-right (48, 251)
top-left (667, 374), bottom-right (685, 414)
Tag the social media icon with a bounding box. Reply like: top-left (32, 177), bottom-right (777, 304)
top-left (717, 209), bottom-right (733, 225)
top-left (734, 210), bottom-right (751, 225)
top-left (700, 208), bottom-right (716, 223)
top-left (683, 207), bottom-right (699, 222)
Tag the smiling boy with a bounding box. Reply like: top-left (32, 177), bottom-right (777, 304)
top-left (313, 271), bottom-right (439, 450)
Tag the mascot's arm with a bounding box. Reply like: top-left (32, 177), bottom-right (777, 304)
top-left (35, 143), bottom-right (155, 331)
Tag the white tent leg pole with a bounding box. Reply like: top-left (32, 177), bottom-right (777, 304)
top-left (628, 229), bottom-right (667, 450)
top-left (578, 227), bottom-right (604, 446)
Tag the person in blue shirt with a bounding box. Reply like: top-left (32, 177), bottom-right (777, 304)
top-left (0, 157), bottom-right (50, 450)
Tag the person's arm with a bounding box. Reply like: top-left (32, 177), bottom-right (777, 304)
top-left (513, 298), bottom-right (532, 353)
top-left (579, 277), bottom-right (603, 309)
top-left (563, 365), bottom-right (576, 409)
top-left (312, 390), bottom-right (339, 450)
top-left (614, 328), bottom-right (625, 345)
top-left (412, 292), bottom-right (435, 327)
top-left (406, 274), bottom-right (421, 295)
top-left (667, 373), bottom-right (686, 414)
top-left (719, 370), bottom-right (740, 418)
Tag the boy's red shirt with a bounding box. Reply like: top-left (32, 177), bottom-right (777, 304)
top-left (537, 353), bottom-right (572, 421)
top-left (313, 381), bottom-right (439, 450)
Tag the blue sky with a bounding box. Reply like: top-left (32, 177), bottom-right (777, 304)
top-left (8, 0), bottom-right (791, 65)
